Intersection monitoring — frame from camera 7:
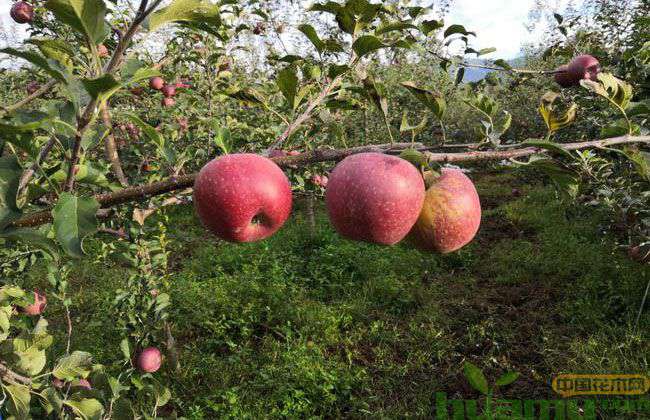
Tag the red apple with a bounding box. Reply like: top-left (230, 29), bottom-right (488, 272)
top-left (326, 153), bottom-right (425, 245)
top-left (52, 378), bottom-right (65, 389)
top-left (149, 77), bottom-right (164, 90)
top-left (97, 44), bottom-right (109, 58)
top-left (553, 64), bottom-right (576, 88)
top-left (161, 97), bottom-right (175, 107)
top-left (10, 1), bottom-right (33, 24)
top-left (76, 379), bottom-right (91, 390)
top-left (26, 81), bottom-right (40, 95)
top-left (161, 84), bottom-right (176, 98)
top-left (194, 154), bottom-right (292, 242)
top-left (18, 289), bottom-right (46, 315)
top-left (408, 169), bottom-right (481, 253)
top-left (287, 150), bottom-right (301, 156)
top-left (567, 54), bottom-right (600, 83)
top-left (136, 347), bottom-right (162, 373)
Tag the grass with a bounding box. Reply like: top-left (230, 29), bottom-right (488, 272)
top-left (18, 169), bottom-right (650, 418)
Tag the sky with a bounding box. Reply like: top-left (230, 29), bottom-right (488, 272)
top-left (0, 0), bottom-right (567, 59)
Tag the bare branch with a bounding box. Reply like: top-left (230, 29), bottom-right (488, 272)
top-left (17, 136), bottom-right (57, 195)
top-left (0, 80), bottom-right (57, 116)
top-left (101, 104), bottom-right (129, 186)
top-left (10, 135), bottom-right (649, 229)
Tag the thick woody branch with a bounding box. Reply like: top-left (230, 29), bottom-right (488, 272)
top-left (10, 135), bottom-right (649, 229)
top-left (0, 362), bottom-right (32, 385)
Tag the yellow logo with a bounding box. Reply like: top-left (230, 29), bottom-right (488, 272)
top-left (552, 374), bottom-right (650, 397)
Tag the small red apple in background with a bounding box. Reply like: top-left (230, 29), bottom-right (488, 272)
top-left (193, 154), bottom-right (292, 242)
top-left (136, 347), bottom-right (162, 373)
top-left (268, 149), bottom-right (287, 158)
top-left (511, 188), bottom-right (521, 197)
top-left (149, 76), bottom-right (164, 90)
top-left (97, 44), bottom-right (109, 58)
top-left (76, 379), bottom-right (91, 390)
top-left (567, 54), bottom-right (600, 83)
top-left (177, 117), bottom-right (188, 131)
top-left (287, 150), bottom-right (300, 156)
top-left (553, 64), bottom-right (576, 88)
top-left (628, 245), bottom-right (649, 263)
top-left (311, 174), bottom-right (328, 188)
top-left (161, 97), bottom-right (175, 107)
top-left (175, 81), bottom-right (191, 89)
top-left (130, 86), bottom-right (144, 96)
top-left (18, 289), bottom-right (47, 315)
top-left (408, 169), bottom-right (481, 254)
top-left (26, 81), bottom-right (40, 95)
top-left (326, 153), bottom-right (425, 245)
top-left (10, 1), bottom-right (34, 24)
top-left (52, 378), bottom-right (65, 389)
top-left (161, 84), bottom-right (176, 98)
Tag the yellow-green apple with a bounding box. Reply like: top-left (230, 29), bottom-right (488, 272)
top-left (326, 153), bottom-right (425, 245)
top-left (409, 169), bottom-right (481, 253)
top-left (193, 153), bottom-right (292, 242)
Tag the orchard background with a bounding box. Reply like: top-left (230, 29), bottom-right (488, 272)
top-left (0, 0), bottom-right (648, 418)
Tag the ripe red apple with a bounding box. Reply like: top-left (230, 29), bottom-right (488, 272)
top-left (177, 117), bottom-right (188, 130)
top-left (287, 150), bottom-right (300, 156)
top-left (161, 84), bottom-right (176, 98)
top-left (408, 169), bottom-right (481, 253)
top-left (567, 54), bottom-right (600, 83)
top-left (10, 1), bottom-right (33, 24)
top-left (52, 377), bottom-right (65, 389)
top-left (193, 153), bottom-right (292, 242)
top-left (136, 347), bottom-right (162, 373)
top-left (311, 174), bottom-right (328, 188)
top-left (161, 97), bottom-right (175, 107)
top-left (97, 44), bottom-right (109, 58)
top-left (553, 64), bottom-right (576, 88)
top-left (149, 76), bottom-right (164, 90)
top-left (326, 153), bottom-right (425, 245)
top-left (26, 81), bottom-right (40, 95)
top-left (18, 289), bottom-right (47, 315)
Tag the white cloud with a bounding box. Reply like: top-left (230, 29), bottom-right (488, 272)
top-left (447, 0), bottom-right (537, 59)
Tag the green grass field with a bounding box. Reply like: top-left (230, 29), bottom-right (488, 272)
top-left (19, 169), bottom-right (649, 418)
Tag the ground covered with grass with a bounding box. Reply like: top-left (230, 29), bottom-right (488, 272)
top-left (20, 169), bottom-right (649, 418)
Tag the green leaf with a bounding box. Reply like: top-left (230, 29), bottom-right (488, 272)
top-left (0, 155), bottom-right (22, 230)
top-left (0, 228), bottom-right (60, 259)
top-left (328, 64), bottom-right (349, 79)
top-left (65, 397), bottom-right (104, 420)
top-left (375, 21), bottom-right (417, 35)
top-left (298, 24), bottom-right (326, 53)
top-left (26, 38), bottom-right (75, 70)
top-left (538, 91), bottom-right (577, 134)
top-left (52, 193), bottom-right (99, 258)
top-left (0, 47), bottom-right (67, 82)
top-left (111, 398), bottom-right (134, 420)
top-left (361, 76), bottom-right (388, 118)
top-left (15, 346), bottom-right (47, 376)
top-left (443, 24), bottom-right (476, 39)
top-left (580, 73), bottom-right (633, 110)
top-left (401, 81), bottom-right (446, 120)
top-left (53, 350), bottom-right (93, 380)
top-left (43, 387), bottom-right (64, 414)
top-left (2, 383), bottom-right (31, 419)
top-left (148, 0), bottom-right (221, 32)
top-left (81, 74), bottom-right (121, 101)
top-left (420, 19), bottom-right (444, 35)
top-left (495, 371), bottom-right (519, 386)
top-left (119, 338), bottom-right (130, 359)
top-left (45, 0), bottom-right (108, 45)
top-left (277, 67), bottom-right (298, 109)
top-left (626, 101), bottom-right (650, 117)
top-left (352, 35), bottom-right (386, 57)
top-left (455, 67), bottom-right (465, 85)
top-left (493, 59), bottom-right (512, 70)
top-left (463, 362), bottom-right (489, 395)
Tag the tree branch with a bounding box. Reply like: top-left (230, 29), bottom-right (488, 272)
top-left (10, 135), bottom-right (649, 228)
top-left (0, 362), bottom-right (32, 385)
top-left (17, 135), bottom-right (57, 196)
top-left (0, 80), bottom-right (57, 116)
top-left (429, 50), bottom-right (562, 75)
top-left (100, 104), bottom-right (129, 186)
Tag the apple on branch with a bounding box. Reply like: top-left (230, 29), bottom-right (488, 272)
top-left (325, 153), bottom-right (425, 245)
top-left (408, 169), bottom-right (481, 253)
top-left (193, 154), bottom-right (293, 242)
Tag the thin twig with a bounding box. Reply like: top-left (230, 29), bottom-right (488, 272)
top-left (17, 135), bottom-right (57, 195)
top-left (0, 79), bottom-right (57, 116)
